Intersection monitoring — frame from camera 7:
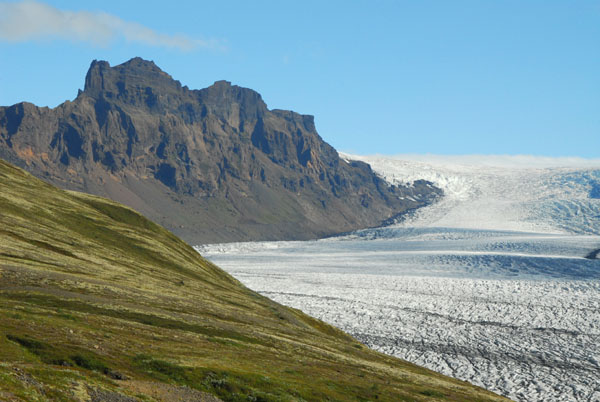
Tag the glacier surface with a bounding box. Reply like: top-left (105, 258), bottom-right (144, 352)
top-left (343, 153), bottom-right (600, 235)
top-left (196, 155), bottom-right (600, 402)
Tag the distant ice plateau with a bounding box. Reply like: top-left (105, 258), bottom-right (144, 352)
top-left (197, 155), bottom-right (600, 402)
top-left (342, 153), bottom-right (600, 235)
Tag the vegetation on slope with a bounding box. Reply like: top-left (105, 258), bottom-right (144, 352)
top-left (0, 159), bottom-right (507, 401)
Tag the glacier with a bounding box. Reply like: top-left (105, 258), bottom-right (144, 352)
top-left (343, 153), bottom-right (600, 235)
top-left (196, 155), bottom-right (600, 402)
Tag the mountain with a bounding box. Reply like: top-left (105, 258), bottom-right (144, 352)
top-left (0, 159), bottom-right (506, 401)
top-left (0, 57), bottom-right (440, 244)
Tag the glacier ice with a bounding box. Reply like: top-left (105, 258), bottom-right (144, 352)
top-left (343, 153), bottom-right (600, 235)
top-left (196, 155), bottom-right (600, 402)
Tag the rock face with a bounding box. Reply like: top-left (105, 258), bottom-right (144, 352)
top-left (0, 57), bottom-right (440, 244)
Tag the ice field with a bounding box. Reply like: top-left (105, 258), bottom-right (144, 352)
top-left (197, 155), bottom-right (600, 401)
top-left (344, 154), bottom-right (600, 235)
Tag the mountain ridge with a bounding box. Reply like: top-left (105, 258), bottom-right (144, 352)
top-left (0, 57), bottom-right (441, 244)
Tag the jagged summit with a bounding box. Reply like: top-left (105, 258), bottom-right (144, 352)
top-left (83, 58), bottom-right (269, 122)
top-left (198, 79), bottom-right (268, 121)
top-left (84, 58), bottom-right (177, 91)
top-left (0, 57), bottom-right (441, 243)
top-left (83, 58), bottom-right (184, 109)
top-left (212, 79), bottom-right (231, 86)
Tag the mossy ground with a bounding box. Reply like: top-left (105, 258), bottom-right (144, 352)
top-left (0, 159), bottom-right (509, 401)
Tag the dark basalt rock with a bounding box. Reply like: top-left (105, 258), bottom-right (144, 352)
top-left (0, 58), bottom-right (442, 244)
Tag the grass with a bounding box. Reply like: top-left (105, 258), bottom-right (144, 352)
top-left (6, 334), bottom-right (109, 374)
top-left (0, 158), bottom-right (509, 401)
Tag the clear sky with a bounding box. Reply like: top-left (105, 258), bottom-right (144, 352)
top-left (0, 0), bottom-right (598, 157)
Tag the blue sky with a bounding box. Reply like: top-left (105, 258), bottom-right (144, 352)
top-left (0, 1), bottom-right (598, 157)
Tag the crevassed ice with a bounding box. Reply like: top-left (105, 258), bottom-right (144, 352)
top-left (196, 155), bottom-right (600, 402)
top-left (342, 153), bottom-right (600, 235)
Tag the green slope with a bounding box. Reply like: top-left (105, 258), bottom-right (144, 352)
top-left (0, 159), bottom-right (509, 401)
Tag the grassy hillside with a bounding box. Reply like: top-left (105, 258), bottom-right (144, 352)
top-left (0, 158), bottom-right (508, 401)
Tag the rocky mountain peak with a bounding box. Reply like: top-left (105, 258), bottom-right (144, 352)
top-left (83, 60), bottom-right (110, 92)
top-left (0, 57), bottom-right (442, 244)
top-left (83, 58), bottom-right (183, 108)
top-left (198, 79), bottom-right (267, 119)
top-left (212, 79), bottom-right (232, 88)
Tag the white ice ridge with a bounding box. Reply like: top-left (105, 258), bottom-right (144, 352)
top-left (341, 153), bottom-right (600, 235)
